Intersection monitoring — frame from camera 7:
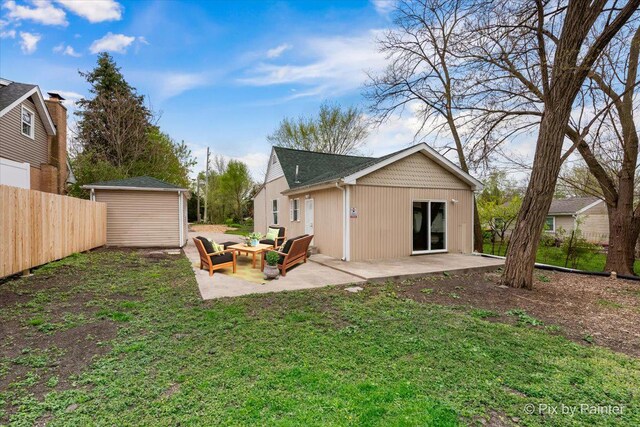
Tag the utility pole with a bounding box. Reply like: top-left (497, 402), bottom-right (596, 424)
top-left (203, 147), bottom-right (210, 223)
top-left (196, 175), bottom-right (201, 222)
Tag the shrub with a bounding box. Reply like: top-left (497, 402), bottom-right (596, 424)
top-left (265, 251), bottom-right (279, 266)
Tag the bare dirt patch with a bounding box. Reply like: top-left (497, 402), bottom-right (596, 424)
top-left (189, 224), bottom-right (231, 233)
top-left (398, 270), bottom-right (640, 357)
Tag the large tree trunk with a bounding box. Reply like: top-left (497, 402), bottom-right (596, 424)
top-left (473, 196), bottom-right (483, 252)
top-left (605, 208), bottom-right (639, 275)
top-left (501, 107), bottom-right (570, 289)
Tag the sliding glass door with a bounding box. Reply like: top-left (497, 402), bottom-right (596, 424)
top-left (412, 201), bottom-right (447, 253)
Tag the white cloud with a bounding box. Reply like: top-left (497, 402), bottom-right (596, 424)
top-left (55, 0), bottom-right (122, 23)
top-left (1, 29), bottom-right (16, 38)
top-left (19, 31), bottom-right (41, 54)
top-left (3, 0), bottom-right (68, 26)
top-left (53, 43), bottom-right (80, 57)
top-left (266, 43), bottom-right (291, 59)
top-left (371, 0), bottom-right (396, 15)
top-left (239, 30), bottom-right (387, 99)
top-left (90, 32), bottom-right (135, 54)
top-left (152, 72), bottom-right (210, 101)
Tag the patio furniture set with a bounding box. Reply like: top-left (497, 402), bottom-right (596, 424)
top-left (193, 225), bottom-right (314, 279)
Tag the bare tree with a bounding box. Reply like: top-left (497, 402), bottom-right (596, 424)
top-left (564, 24), bottom-right (640, 275)
top-left (462, 0), bottom-right (639, 289)
top-left (366, 0), bottom-right (486, 252)
top-left (268, 102), bottom-right (369, 155)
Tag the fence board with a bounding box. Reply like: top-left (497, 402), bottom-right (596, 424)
top-left (0, 185), bottom-right (107, 278)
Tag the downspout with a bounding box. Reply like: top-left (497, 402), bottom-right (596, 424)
top-left (471, 190), bottom-right (476, 253)
top-left (178, 190), bottom-right (184, 247)
top-left (336, 182), bottom-right (348, 261)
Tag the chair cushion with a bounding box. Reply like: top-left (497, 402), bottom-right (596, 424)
top-left (197, 236), bottom-right (215, 254)
top-left (281, 235), bottom-right (307, 254)
top-left (211, 252), bottom-right (233, 265)
top-left (221, 241), bottom-right (236, 249)
top-left (260, 238), bottom-right (275, 246)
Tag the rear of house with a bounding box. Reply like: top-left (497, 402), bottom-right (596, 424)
top-left (0, 78), bottom-right (72, 194)
top-left (84, 176), bottom-right (189, 248)
top-left (545, 197), bottom-right (609, 244)
top-left (254, 144), bottom-right (482, 261)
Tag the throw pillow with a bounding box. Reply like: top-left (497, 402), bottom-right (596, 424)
top-left (266, 227), bottom-right (279, 242)
top-left (208, 239), bottom-right (224, 253)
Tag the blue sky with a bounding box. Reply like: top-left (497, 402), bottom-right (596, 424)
top-left (1, 0), bottom-right (425, 179)
top-left (2, 0), bottom-right (544, 184)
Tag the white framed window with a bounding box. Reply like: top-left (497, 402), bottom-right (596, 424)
top-left (21, 105), bottom-right (35, 139)
top-left (290, 198), bottom-right (299, 222)
top-left (272, 199), bottom-right (279, 224)
top-left (544, 216), bottom-right (555, 232)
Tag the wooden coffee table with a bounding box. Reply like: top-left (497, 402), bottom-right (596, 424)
top-left (228, 243), bottom-right (274, 269)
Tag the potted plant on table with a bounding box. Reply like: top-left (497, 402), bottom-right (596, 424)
top-left (246, 232), bottom-right (262, 247)
top-left (263, 251), bottom-right (280, 279)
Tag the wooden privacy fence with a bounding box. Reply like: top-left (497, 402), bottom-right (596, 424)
top-left (0, 185), bottom-right (107, 278)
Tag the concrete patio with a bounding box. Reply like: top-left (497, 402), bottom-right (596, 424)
top-left (185, 230), bottom-right (504, 299)
top-left (311, 253), bottom-right (505, 281)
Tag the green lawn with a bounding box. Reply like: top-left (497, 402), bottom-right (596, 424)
top-left (224, 223), bottom-right (253, 236)
top-left (483, 241), bottom-right (640, 273)
top-left (1, 249), bottom-right (639, 426)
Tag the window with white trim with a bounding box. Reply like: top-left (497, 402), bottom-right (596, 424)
top-left (544, 216), bottom-right (555, 232)
top-left (272, 199), bottom-right (279, 224)
top-left (290, 198), bottom-right (299, 222)
top-left (21, 106), bottom-right (34, 139)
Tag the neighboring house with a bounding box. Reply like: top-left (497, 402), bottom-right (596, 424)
top-left (546, 196), bottom-right (609, 244)
top-left (254, 143), bottom-right (483, 261)
top-left (0, 78), bottom-right (71, 194)
top-left (83, 176), bottom-right (189, 248)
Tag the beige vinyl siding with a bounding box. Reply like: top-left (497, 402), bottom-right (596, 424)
top-left (0, 98), bottom-right (49, 167)
top-left (357, 152), bottom-right (469, 189)
top-left (550, 215), bottom-right (574, 232)
top-left (349, 186), bottom-right (473, 260)
top-left (579, 203), bottom-right (609, 243)
top-left (287, 187), bottom-right (344, 258)
top-left (254, 176), bottom-right (289, 232)
top-left (253, 187), bottom-right (266, 234)
top-left (95, 190), bottom-right (181, 247)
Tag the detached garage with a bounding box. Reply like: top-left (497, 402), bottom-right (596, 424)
top-left (83, 176), bottom-right (188, 248)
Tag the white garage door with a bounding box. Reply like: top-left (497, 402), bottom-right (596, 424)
top-left (0, 157), bottom-right (30, 189)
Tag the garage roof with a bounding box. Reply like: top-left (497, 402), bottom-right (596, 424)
top-left (83, 176), bottom-right (187, 191)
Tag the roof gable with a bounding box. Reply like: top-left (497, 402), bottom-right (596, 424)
top-left (0, 79), bottom-right (56, 136)
top-left (272, 143), bottom-right (483, 192)
top-left (356, 152), bottom-right (470, 189)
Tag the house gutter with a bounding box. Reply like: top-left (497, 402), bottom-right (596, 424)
top-left (336, 182), bottom-right (350, 261)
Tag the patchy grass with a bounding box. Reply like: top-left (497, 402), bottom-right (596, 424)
top-left (1, 249), bottom-right (639, 426)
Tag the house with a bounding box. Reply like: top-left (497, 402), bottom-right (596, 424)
top-left (83, 176), bottom-right (189, 248)
top-left (0, 78), bottom-right (72, 194)
top-left (545, 196), bottom-right (609, 243)
top-left (253, 143), bottom-right (483, 261)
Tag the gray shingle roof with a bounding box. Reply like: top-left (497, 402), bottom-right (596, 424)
top-left (273, 145), bottom-right (413, 189)
top-left (84, 176), bottom-right (185, 190)
top-left (548, 197), bottom-right (601, 214)
top-left (0, 80), bottom-right (36, 112)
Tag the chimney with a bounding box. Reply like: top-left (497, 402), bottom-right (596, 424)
top-left (45, 92), bottom-right (68, 194)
